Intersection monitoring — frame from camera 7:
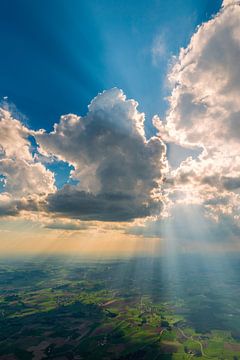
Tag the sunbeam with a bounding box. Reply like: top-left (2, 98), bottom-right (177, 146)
top-left (0, 0), bottom-right (240, 358)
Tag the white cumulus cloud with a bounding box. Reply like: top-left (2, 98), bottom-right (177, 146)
top-left (155, 1), bottom-right (240, 227)
top-left (0, 108), bottom-right (56, 217)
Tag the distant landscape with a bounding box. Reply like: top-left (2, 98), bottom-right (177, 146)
top-left (0, 255), bottom-right (239, 359)
top-left (1, 0), bottom-right (240, 359)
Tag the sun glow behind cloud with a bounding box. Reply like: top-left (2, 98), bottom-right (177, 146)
top-left (0, 0), bottom-right (240, 257)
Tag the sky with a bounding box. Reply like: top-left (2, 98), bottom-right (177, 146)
top-left (0, 0), bottom-right (240, 256)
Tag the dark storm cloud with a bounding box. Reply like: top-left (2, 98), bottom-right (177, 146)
top-left (37, 88), bottom-right (167, 221)
top-left (47, 186), bottom-right (162, 222)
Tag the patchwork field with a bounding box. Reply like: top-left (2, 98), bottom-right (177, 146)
top-left (0, 255), bottom-right (239, 359)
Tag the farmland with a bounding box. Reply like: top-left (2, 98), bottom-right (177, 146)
top-left (0, 255), bottom-right (240, 359)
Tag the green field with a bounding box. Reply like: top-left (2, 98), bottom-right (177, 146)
top-left (0, 255), bottom-right (240, 359)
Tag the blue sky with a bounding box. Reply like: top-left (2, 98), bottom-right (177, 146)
top-left (0, 0), bottom-right (221, 132)
top-left (1, 0), bottom-right (239, 255)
